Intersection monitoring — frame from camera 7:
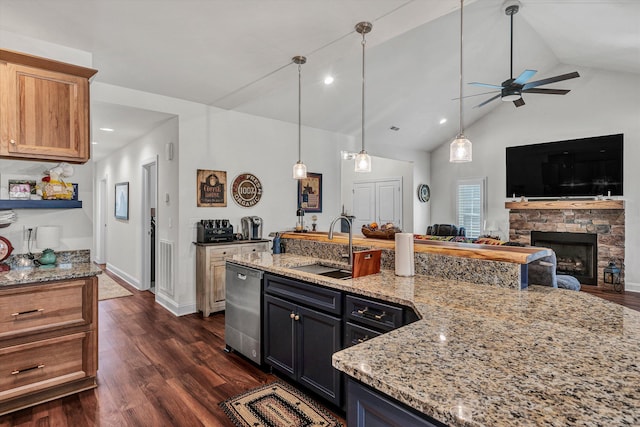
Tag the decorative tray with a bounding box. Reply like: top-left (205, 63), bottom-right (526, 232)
top-left (361, 226), bottom-right (400, 239)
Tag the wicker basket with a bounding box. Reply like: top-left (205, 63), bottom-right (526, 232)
top-left (361, 226), bottom-right (400, 239)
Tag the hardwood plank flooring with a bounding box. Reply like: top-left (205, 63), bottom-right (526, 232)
top-left (0, 269), bottom-right (345, 427)
top-left (1, 269), bottom-right (638, 426)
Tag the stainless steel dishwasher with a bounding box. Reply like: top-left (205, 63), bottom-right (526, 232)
top-left (224, 262), bottom-right (264, 365)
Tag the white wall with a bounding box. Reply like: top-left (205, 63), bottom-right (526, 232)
top-left (429, 66), bottom-right (640, 291)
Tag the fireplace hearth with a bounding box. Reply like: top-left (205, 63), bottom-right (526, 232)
top-left (531, 231), bottom-right (597, 285)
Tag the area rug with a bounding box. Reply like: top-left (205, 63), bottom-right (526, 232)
top-left (219, 381), bottom-right (343, 427)
top-left (98, 274), bottom-right (133, 301)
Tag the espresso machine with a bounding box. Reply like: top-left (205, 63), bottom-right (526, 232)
top-left (241, 216), bottom-right (263, 240)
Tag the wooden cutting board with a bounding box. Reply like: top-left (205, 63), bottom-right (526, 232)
top-left (352, 249), bottom-right (382, 278)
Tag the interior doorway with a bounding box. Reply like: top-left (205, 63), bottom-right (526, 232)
top-left (141, 158), bottom-right (158, 293)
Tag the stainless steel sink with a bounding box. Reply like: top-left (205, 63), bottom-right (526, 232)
top-left (290, 263), bottom-right (352, 280)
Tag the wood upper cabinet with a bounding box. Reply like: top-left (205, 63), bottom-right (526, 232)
top-left (0, 49), bottom-right (98, 164)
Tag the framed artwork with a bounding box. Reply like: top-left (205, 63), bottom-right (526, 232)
top-left (298, 172), bottom-right (322, 212)
top-left (115, 182), bottom-right (129, 220)
top-left (197, 169), bottom-right (227, 207)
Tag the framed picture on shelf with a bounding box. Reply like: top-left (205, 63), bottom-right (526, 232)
top-left (8, 180), bottom-right (36, 200)
top-left (115, 182), bottom-right (129, 220)
top-left (298, 172), bottom-right (322, 212)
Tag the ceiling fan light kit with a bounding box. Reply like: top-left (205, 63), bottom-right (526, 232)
top-left (469, 0), bottom-right (580, 108)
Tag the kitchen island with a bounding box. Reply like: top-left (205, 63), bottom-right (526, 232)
top-left (0, 261), bottom-right (101, 415)
top-left (228, 251), bottom-right (640, 427)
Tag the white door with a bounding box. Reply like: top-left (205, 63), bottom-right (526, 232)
top-left (352, 178), bottom-right (402, 231)
top-left (352, 182), bottom-right (375, 231)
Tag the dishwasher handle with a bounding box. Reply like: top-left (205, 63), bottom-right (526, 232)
top-left (237, 273), bottom-right (247, 280)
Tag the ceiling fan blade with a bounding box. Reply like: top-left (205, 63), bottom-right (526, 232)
top-left (523, 88), bottom-right (571, 95)
top-left (474, 94), bottom-right (502, 108)
top-left (513, 69), bottom-right (537, 85)
top-left (513, 98), bottom-right (525, 107)
top-left (452, 90), bottom-right (500, 101)
top-left (523, 71), bottom-right (580, 90)
top-left (469, 82), bottom-right (504, 89)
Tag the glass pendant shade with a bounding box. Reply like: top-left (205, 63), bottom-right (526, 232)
top-left (354, 150), bottom-right (371, 172)
top-left (449, 134), bottom-right (472, 163)
top-left (292, 161), bottom-right (307, 179)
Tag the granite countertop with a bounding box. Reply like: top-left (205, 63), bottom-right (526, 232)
top-left (0, 262), bottom-right (102, 287)
top-left (228, 252), bottom-right (640, 427)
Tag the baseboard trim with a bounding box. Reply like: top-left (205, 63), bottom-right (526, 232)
top-left (105, 263), bottom-right (140, 289)
top-left (155, 293), bottom-right (197, 317)
top-left (625, 281), bottom-right (640, 293)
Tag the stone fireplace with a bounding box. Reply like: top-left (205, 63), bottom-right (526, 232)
top-left (506, 200), bottom-right (625, 289)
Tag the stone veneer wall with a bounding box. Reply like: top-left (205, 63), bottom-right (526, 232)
top-left (282, 238), bottom-right (523, 289)
top-left (508, 208), bottom-right (625, 289)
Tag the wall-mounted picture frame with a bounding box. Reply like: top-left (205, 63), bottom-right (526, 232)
top-left (298, 172), bottom-right (322, 212)
top-left (197, 169), bottom-right (227, 207)
top-left (115, 182), bottom-right (129, 220)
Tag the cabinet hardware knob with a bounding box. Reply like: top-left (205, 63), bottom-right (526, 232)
top-left (11, 364), bottom-right (45, 375)
top-left (294, 314), bottom-right (300, 321)
top-left (11, 308), bottom-right (45, 317)
top-left (10, 139), bottom-right (16, 144)
top-left (290, 312), bottom-right (296, 319)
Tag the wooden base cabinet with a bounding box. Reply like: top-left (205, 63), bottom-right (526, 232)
top-left (0, 276), bottom-right (98, 415)
top-left (0, 49), bottom-right (98, 164)
top-left (196, 242), bottom-right (268, 316)
top-left (263, 274), bottom-right (343, 406)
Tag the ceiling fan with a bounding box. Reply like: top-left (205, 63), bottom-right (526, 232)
top-left (469, 0), bottom-right (580, 108)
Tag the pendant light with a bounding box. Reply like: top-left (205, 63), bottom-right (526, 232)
top-left (354, 22), bottom-right (372, 173)
top-left (292, 55), bottom-right (308, 179)
top-left (449, 0), bottom-right (472, 163)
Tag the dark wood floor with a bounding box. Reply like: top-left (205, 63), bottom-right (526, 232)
top-left (0, 270), bottom-right (345, 427)
top-left (1, 271), bottom-right (638, 426)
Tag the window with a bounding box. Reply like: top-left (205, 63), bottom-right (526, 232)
top-left (456, 177), bottom-right (486, 238)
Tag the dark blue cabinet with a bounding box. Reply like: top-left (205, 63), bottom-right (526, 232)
top-left (347, 379), bottom-right (447, 427)
top-left (263, 274), bottom-right (342, 406)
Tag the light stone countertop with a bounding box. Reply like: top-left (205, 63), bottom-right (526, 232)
top-left (0, 262), bottom-right (102, 287)
top-left (228, 252), bottom-right (640, 427)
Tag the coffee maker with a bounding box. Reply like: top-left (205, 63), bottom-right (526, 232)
top-left (241, 216), bottom-right (263, 240)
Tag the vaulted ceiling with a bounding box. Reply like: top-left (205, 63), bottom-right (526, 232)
top-left (1, 0), bottom-right (638, 160)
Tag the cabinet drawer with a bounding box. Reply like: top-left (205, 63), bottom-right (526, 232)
top-left (0, 332), bottom-right (90, 401)
top-left (240, 243), bottom-right (268, 254)
top-left (264, 274), bottom-right (342, 315)
top-left (208, 246), bottom-right (241, 261)
top-left (345, 295), bottom-right (403, 332)
top-left (344, 321), bottom-right (382, 348)
top-left (0, 281), bottom-right (88, 338)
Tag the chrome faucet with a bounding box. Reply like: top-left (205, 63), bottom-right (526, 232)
top-left (328, 215), bottom-right (353, 267)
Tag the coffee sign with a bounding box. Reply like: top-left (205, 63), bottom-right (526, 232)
top-left (231, 173), bottom-right (263, 207)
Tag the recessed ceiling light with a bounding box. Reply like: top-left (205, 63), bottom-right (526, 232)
top-left (99, 127), bottom-right (114, 132)
top-left (439, 118), bottom-right (447, 125)
top-left (324, 75), bottom-right (334, 85)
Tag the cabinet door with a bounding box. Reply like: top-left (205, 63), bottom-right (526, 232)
top-left (263, 294), bottom-right (296, 379)
top-left (297, 305), bottom-right (342, 406)
top-left (211, 260), bottom-right (226, 304)
top-left (1, 63), bottom-right (89, 163)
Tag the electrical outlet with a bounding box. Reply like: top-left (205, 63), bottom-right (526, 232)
top-left (23, 226), bottom-right (37, 241)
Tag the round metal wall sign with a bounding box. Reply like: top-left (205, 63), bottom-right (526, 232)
top-left (231, 173), bottom-right (263, 207)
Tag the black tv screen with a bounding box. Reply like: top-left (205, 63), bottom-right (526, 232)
top-left (506, 134), bottom-right (623, 198)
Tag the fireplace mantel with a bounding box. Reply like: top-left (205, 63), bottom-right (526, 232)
top-left (505, 200), bottom-right (624, 210)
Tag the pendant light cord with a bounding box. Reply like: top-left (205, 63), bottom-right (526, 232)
top-left (298, 62), bottom-right (302, 162)
top-left (458, 0), bottom-right (464, 137)
top-left (361, 32), bottom-right (366, 152)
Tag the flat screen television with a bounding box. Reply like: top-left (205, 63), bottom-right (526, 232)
top-left (506, 134), bottom-right (623, 198)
